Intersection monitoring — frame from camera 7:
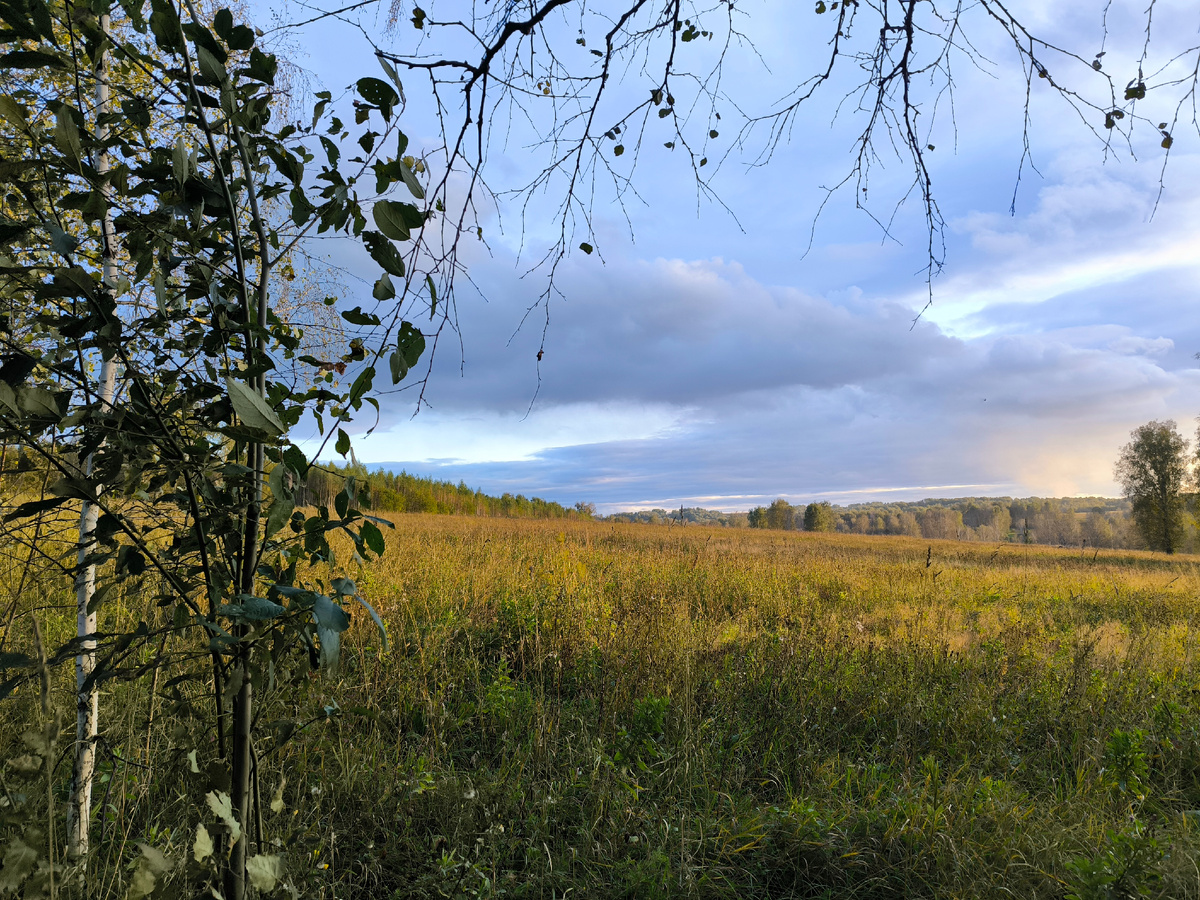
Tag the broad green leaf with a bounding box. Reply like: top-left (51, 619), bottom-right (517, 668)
top-left (49, 225), bottom-right (78, 256)
top-left (313, 594), bottom-right (350, 669)
top-left (360, 518), bottom-right (385, 557)
top-left (247, 47), bottom-right (277, 84)
top-left (126, 843), bottom-right (171, 900)
top-left (348, 365), bottom-right (374, 407)
top-left (268, 147), bottom-right (303, 184)
top-left (225, 377), bottom-right (285, 437)
top-left (356, 76), bottom-right (398, 120)
top-left (3, 497), bottom-right (68, 522)
top-left (361, 230), bottom-right (405, 276)
top-left (313, 594), bottom-right (350, 632)
top-left (336, 428), bottom-right (350, 456)
top-left (372, 200), bottom-right (412, 241)
top-left (231, 595), bottom-right (286, 620)
top-left (342, 305), bottom-right (381, 326)
top-left (0, 49), bottom-right (64, 69)
top-left (373, 273), bottom-right (395, 301)
top-left (0, 96), bottom-right (27, 130)
top-left (54, 106), bottom-right (82, 164)
top-left (266, 464), bottom-right (294, 537)
top-left (397, 321), bottom-right (425, 367)
top-left (399, 159), bottom-right (424, 199)
top-left (19, 385), bottom-right (63, 420)
top-left (196, 45), bottom-right (227, 84)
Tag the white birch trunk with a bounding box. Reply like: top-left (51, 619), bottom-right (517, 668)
top-left (67, 6), bottom-right (118, 863)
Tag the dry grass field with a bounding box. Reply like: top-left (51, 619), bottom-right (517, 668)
top-left (6, 515), bottom-right (1200, 898)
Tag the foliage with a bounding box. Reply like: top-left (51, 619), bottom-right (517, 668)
top-left (0, 0), bottom-right (433, 892)
top-left (803, 501), bottom-right (836, 532)
top-left (1115, 421), bottom-right (1191, 554)
top-left (301, 463), bottom-right (591, 519)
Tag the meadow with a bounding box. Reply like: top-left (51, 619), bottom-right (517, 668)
top-left (5, 515), bottom-right (1200, 898)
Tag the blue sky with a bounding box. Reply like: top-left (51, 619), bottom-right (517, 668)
top-left (276, 1), bottom-right (1200, 512)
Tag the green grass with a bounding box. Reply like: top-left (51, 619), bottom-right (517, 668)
top-left (5, 517), bottom-right (1200, 897)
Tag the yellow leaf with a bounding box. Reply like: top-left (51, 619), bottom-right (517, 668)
top-left (206, 790), bottom-right (242, 843)
top-left (246, 854), bottom-right (282, 892)
top-left (193, 824), bottom-right (213, 863)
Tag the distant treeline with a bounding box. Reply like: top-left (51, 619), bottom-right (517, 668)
top-left (608, 496), bottom-right (1200, 552)
top-left (605, 507), bottom-right (750, 527)
top-left (298, 464), bottom-right (593, 520)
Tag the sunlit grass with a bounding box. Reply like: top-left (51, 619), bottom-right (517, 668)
top-left (5, 515), bottom-right (1200, 897)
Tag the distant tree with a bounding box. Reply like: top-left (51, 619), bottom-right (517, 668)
top-left (765, 498), bottom-right (796, 530)
top-left (748, 506), bottom-right (767, 529)
top-left (1115, 421), bottom-right (1191, 553)
top-left (803, 502), bottom-right (835, 533)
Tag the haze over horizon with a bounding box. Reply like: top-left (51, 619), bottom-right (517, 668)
top-left (278, 1), bottom-right (1200, 515)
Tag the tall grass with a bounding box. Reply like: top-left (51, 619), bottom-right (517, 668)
top-left (5, 516), bottom-right (1200, 897)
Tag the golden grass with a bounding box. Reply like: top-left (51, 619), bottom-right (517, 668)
top-left (6, 514), bottom-right (1200, 898)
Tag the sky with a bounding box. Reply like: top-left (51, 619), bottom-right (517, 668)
top-left (274, 0), bottom-right (1200, 513)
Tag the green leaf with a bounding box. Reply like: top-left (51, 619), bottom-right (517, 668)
top-left (341, 306), bottom-right (381, 326)
top-left (313, 594), bottom-right (350, 632)
top-left (397, 321), bottom-right (425, 368)
top-left (372, 200), bottom-right (424, 241)
top-left (0, 222), bottom-right (27, 242)
top-left (313, 594), bottom-right (350, 669)
top-left (579, 242), bottom-right (593, 255)
top-left (49, 225), bottom-right (78, 256)
top-left (614, 144), bottom-right (625, 155)
top-left (225, 377), bottom-right (285, 437)
top-left (348, 365), bottom-right (374, 407)
top-left (196, 44), bottom-right (227, 84)
top-left (282, 444), bottom-right (308, 475)
top-left (266, 465), bottom-right (294, 537)
top-left (360, 519), bottom-right (385, 557)
top-left (378, 55), bottom-right (404, 94)
top-left (3, 497), bottom-right (68, 522)
top-left (399, 159), bottom-right (424, 199)
top-left (268, 148), bottom-right (303, 183)
top-left (0, 49), bottom-right (64, 69)
top-left (19, 385), bottom-right (63, 420)
top-left (230, 595), bottom-right (286, 620)
top-left (55, 107), bottom-right (82, 164)
top-left (372, 273), bottom-right (395, 301)
top-left (361, 231), bottom-right (406, 277)
top-left (116, 545), bottom-right (146, 576)
top-left (149, 3), bottom-right (184, 52)
top-left (335, 428), bottom-right (350, 456)
top-left (356, 76), bottom-right (398, 121)
top-left (0, 96), bottom-right (28, 130)
top-left (289, 187), bottom-right (315, 225)
top-left (247, 47), bottom-right (276, 84)
top-left (426, 274), bottom-right (437, 318)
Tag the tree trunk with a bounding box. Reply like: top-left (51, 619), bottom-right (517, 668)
top-left (67, 6), bottom-right (118, 864)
